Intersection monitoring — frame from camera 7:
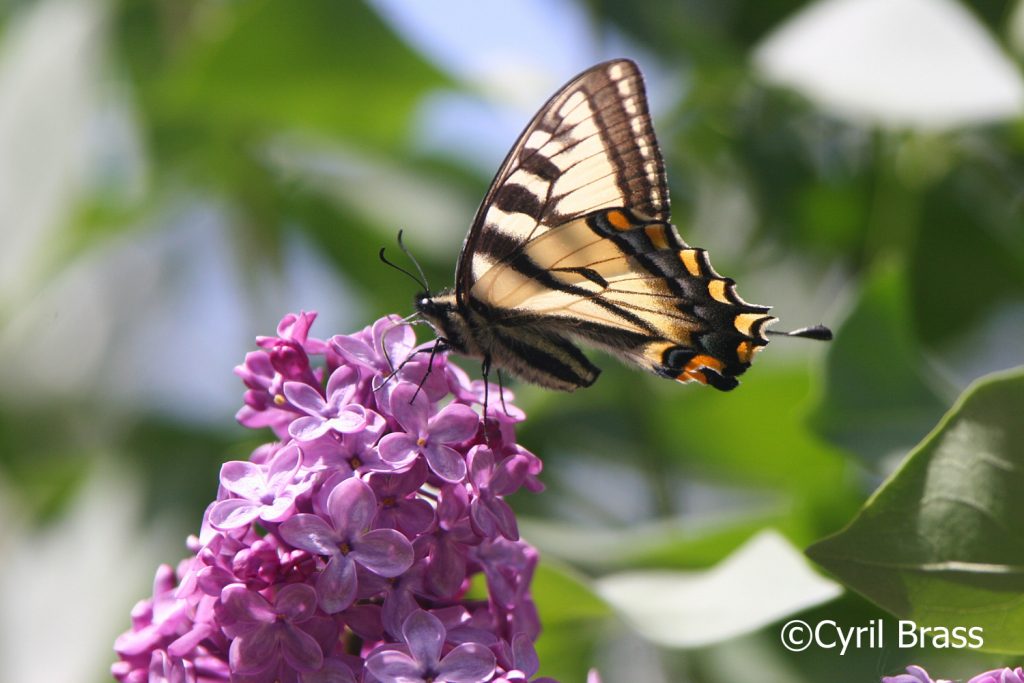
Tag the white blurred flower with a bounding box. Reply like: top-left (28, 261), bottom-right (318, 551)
top-left (0, 0), bottom-right (104, 306)
top-left (754, 0), bottom-right (1024, 130)
top-left (0, 464), bottom-right (178, 683)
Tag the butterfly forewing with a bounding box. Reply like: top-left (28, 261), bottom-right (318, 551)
top-left (457, 60), bottom-right (670, 299)
top-left (419, 59), bottom-right (780, 392)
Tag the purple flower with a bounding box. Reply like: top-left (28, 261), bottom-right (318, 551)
top-left (358, 559), bottom-right (430, 639)
top-left (220, 583), bottom-right (327, 675)
top-left (302, 657), bottom-right (358, 683)
top-left (147, 650), bottom-right (195, 683)
top-left (882, 666), bottom-right (948, 683)
top-left (235, 350), bottom-right (296, 437)
top-left (113, 565), bottom-right (191, 671)
top-left (305, 410), bottom-right (392, 475)
top-left (467, 446), bottom-right (527, 541)
top-left (331, 315), bottom-right (416, 379)
top-left (285, 366), bottom-right (367, 441)
top-left (115, 312), bottom-right (552, 683)
top-left (492, 633), bottom-right (540, 682)
top-left (368, 462), bottom-right (435, 537)
top-left (259, 310), bottom-right (327, 355)
top-left (280, 477), bottom-right (414, 613)
top-left (365, 610), bottom-right (496, 683)
top-left (451, 366), bottom-right (525, 425)
top-left (378, 382), bottom-right (478, 482)
top-left (969, 669), bottom-right (1024, 683)
top-left (418, 484), bottom-right (478, 599)
top-left (208, 443), bottom-right (306, 530)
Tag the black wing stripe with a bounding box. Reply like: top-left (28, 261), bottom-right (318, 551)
top-left (492, 183), bottom-right (544, 220)
top-left (518, 152), bottom-right (561, 182)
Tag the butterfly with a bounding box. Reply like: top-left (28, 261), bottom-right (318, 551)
top-left (412, 58), bottom-right (830, 392)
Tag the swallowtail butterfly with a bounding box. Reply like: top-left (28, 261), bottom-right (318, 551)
top-left (414, 59), bottom-right (830, 392)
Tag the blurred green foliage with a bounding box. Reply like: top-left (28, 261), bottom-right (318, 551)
top-left (2, 0), bottom-right (1023, 681)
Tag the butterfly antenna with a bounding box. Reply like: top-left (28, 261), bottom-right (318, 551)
top-left (379, 231), bottom-right (429, 293)
top-left (397, 230), bottom-right (431, 295)
top-left (767, 324), bottom-right (833, 341)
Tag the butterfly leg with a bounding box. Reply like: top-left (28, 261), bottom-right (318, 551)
top-left (480, 355), bottom-right (504, 446)
top-left (407, 337), bottom-right (450, 403)
top-left (496, 368), bottom-right (511, 417)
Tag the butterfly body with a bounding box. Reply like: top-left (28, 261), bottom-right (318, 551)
top-left (417, 59), bottom-right (782, 392)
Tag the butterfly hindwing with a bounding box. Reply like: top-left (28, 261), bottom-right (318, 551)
top-left (417, 59), bottom-right (778, 392)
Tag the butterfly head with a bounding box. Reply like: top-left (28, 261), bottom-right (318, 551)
top-left (415, 292), bottom-right (471, 355)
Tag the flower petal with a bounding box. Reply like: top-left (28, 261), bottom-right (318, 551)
top-left (428, 402), bottom-right (479, 444)
top-left (280, 514), bottom-right (342, 555)
top-left (325, 406), bottom-right (367, 434)
top-left (487, 497), bottom-right (518, 541)
top-left (423, 443), bottom-right (467, 483)
top-left (283, 381), bottom-right (327, 415)
top-left (301, 657), bottom-right (357, 683)
top-left (467, 446), bottom-right (494, 488)
top-left (265, 443), bottom-right (302, 488)
top-left (326, 476), bottom-right (377, 536)
top-left (290, 415), bottom-right (330, 442)
top-left (390, 498), bottom-right (435, 536)
top-left (275, 583), bottom-right (319, 622)
top-left (316, 554), bottom-right (358, 613)
top-left (259, 494), bottom-right (297, 524)
top-left (230, 624), bottom-right (279, 674)
top-left (374, 315), bottom-right (415, 362)
top-left (378, 433), bottom-right (420, 467)
top-left (208, 498), bottom-right (261, 530)
top-left (387, 383), bottom-right (431, 433)
top-left (353, 529), bottom-right (414, 577)
top-left (220, 584), bottom-right (275, 636)
top-left (402, 610), bottom-right (444, 670)
top-left (325, 365), bottom-right (358, 405)
top-left (219, 460), bottom-right (267, 499)
top-left (278, 621), bottom-right (324, 672)
top-left (365, 649), bottom-right (422, 682)
top-left (437, 642), bottom-right (497, 683)
top-left (331, 334), bottom-right (376, 369)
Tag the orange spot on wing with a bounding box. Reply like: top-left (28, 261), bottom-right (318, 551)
top-left (606, 210), bottom-right (632, 230)
top-left (679, 249), bottom-right (702, 276)
top-left (688, 354), bottom-right (725, 373)
top-left (708, 279), bottom-right (730, 304)
top-left (736, 340), bottom-right (753, 364)
top-left (677, 370), bottom-right (708, 385)
top-left (734, 313), bottom-right (769, 338)
top-left (645, 225), bottom-right (669, 250)
top-left (677, 353), bottom-right (726, 385)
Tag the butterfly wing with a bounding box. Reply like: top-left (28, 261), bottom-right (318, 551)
top-left (456, 59), bottom-right (775, 391)
top-left (456, 59), bottom-right (669, 298)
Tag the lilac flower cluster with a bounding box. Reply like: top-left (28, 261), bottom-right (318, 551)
top-left (884, 665), bottom-right (1024, 683)
top-left (112, 312), bottom-right (560, 683)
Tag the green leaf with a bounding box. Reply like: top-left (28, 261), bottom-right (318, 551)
top-left (532, 561), bottom-right (611, 682)
top-left (909, 164), bottom-right (1024, 346)
top-left (807, 367), bottom-right (1024, 654)
top-left (595, 531), bottom-right (841, 648)
top-left (651, 361), bottom-right (849, 501)
top-left (520, 513), bottom-right (790, 571)
top-left (148, 0), bottom-right (448, 149)
top-left (810, 261), bottom-right (949, 464)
